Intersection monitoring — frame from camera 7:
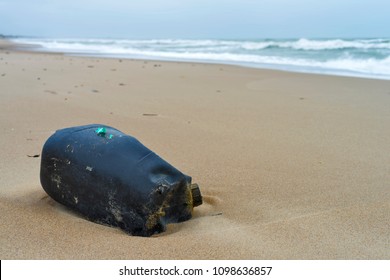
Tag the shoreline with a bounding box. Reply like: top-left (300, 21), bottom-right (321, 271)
top-left (4, 38), bottom-right (390, 81)
top-left (1, 39), bottom-right (390, 259)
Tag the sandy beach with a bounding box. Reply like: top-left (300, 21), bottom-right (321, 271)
top-left (1, 39), bottom-right (389, 259)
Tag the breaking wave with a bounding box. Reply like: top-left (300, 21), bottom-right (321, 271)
top-left (12, 37), bottom-right (390, 79)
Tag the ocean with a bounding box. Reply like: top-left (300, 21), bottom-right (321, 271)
top-left (11, 37), bottom-right (390, 80)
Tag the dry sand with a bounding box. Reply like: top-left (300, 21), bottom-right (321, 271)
top-left (0, 39), bottom-right (389, 259)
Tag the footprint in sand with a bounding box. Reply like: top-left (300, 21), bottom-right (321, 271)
top-left (45, 90), bottom-right (57, 95)
top-left (142, 113), bottom-right (158, 117)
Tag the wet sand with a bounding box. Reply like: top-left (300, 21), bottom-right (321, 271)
top-left (1, 39), bottom-right (389, 259)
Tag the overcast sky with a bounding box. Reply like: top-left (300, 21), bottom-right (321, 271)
top-left (1, 0), bottom-right (389, 38)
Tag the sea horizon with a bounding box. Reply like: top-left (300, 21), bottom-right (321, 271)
top-left (7, 35), bottom-right (390, 80)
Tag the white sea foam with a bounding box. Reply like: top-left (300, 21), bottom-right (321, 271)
top-left (12, 37), bottom-right (390, 79)
top-left (280, 38), bottom-right (390, 50)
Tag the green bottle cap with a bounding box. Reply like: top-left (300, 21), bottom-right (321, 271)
top-left (95, 127), bottom-right (106, 137)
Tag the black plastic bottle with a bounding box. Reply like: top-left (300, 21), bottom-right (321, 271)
top-left (40, 124), bottom-right (202, 237)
